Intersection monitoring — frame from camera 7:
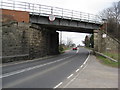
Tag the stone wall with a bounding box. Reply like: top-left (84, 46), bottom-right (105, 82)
top-left (94, 30), bottom-right (119, 60)
top-left (2, 22), bottom-right (29, 62)
top-left (2, 22), bottom-right (59, 63)
top-left (29, 24), bottom-right (59, 59)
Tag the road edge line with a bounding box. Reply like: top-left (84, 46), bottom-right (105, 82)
top-left (53, 82), bottom-right (63, 89)
top-left (63, 49), bottom-right (90, 88)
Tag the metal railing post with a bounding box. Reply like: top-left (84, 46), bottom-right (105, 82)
top-left (88, 13), bottom-right (90, 22)
top-left (13, 0), bottom-right (15, 10)
top-left (71, 10), bottom-right (73, 20)
top-left (0, 0), bottom-right (102, 24)
top-left (0, 0), bottom-right (2, 9)
top-left (25, 2), bottom-right (26, 11)
top-left (80, 12), bottom-right (82, 21)
top-left (28, 3), bottom-right (30, 10)
top-left (95, 15), bottom-right (98, 24)
top-left (39, 5), bottom-right (41, 16)
top-left (33, 4), bottom-right (34, 14)
top-left (62, 8), bottom-right (63, 18)
top-left (51, 7), bottom-right (53, 14)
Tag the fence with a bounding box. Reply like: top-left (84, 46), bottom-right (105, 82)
top-left (0, 0), bottom-right (102, 24)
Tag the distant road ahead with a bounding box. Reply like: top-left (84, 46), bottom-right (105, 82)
top-left (2, 47), bottom-right (89, 88)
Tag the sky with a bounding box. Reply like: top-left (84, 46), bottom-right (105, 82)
top-left (10, 0), bottom-right (119, 14)
top-left (2, 0), bottom-right (119, 46)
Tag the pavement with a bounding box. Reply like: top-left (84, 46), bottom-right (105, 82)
top-left (61, 55), bottom-right (118, 88)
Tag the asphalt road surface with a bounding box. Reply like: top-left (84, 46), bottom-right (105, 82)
top-left (2, 47), bottom-right (89, 88)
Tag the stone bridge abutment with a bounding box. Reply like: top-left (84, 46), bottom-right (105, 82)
top-left (2, 22), bottom-right (59, 63)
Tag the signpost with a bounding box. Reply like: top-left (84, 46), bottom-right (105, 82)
top-left (102, 33), bottom-right (106, 38)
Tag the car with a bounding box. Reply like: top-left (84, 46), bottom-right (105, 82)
top-left (72, 47), bottom-right (77, 50)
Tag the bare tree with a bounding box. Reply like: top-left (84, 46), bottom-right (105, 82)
top-left (100, 1), bottom-right (120, 41)
top-left (84, 35), bottom-right (90, 47)
top-left (66, 38), bottom-right (75, 47)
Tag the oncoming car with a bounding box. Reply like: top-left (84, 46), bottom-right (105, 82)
top-left (72, 47), bottom-right (77, 50)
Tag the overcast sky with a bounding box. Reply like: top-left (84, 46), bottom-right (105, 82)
top-left (13, 0), bottom-right (119, 14)
top-left (2, 0), bottom-right (119, 46)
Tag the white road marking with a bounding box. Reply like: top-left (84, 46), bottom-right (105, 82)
top-left (76, 50), bottom-right (79, 53)
top-left (83, 61), bottom-right (86, 65)
top-left (76, 48), bottom-right (79, 53)
top-left (0, 56), bottom-right (73, 78)
top-left (83, 51), bottom-right (90, 65)
top-left (82, 64), bottom-right (87, 70)
top-left (53, 82), bottom-right (63, 89)
top-left (67, 74), bottom-right (73, 79)
top-left (75, 69), bottom-right (79, 72)
top-left (64, 64), bottom-right (88, 88)
top-left (80, 65), bottom-right (83, 68)
top-left (63, 49), bottom-right (90, 88)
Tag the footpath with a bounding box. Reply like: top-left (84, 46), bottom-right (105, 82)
top-left (62, 55), bottom-right (118, 88)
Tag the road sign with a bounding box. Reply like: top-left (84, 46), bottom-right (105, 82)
top-left (49, 14), bottom-right (55, 21)
top-left (102, 34), bottom-right (107, 38)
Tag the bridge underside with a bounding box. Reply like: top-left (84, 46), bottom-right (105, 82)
top-left (30, 15), bottom-right (101, 34)
top-left (34, 24), bottom-right (94, 33)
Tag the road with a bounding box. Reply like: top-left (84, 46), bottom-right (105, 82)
top-left (2, 47), bottom-right (89, 88)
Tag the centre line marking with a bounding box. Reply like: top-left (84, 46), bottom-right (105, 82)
top-left (1, 56), bottom-right (74, 78)
top-left (53, 82), bottom-right (63, 89)
top-left (67, 74), bottom-right (73, 79)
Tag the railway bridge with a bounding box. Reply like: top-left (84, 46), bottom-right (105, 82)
top-left (1, 0), bottom-right (102, 61)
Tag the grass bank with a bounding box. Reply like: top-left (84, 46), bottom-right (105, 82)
top-left (59, 46), bottom-right (71, 54)
top-left (103, 52), bottom-right (118, 61)
top-left (96, 55), bottom-right (118, 68)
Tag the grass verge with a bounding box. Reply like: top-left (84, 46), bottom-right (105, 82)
top-left (103, 52), bottom-right (118, 60)
top-left (59, 46), bottom-right (71, 54)
top-left (96, 55), bottom-right (118, 68)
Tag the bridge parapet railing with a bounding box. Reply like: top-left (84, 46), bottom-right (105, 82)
top-left (0, 0), bottom-right (102, 24)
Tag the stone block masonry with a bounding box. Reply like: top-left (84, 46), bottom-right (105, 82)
top-left (2, 22), bottom-right (59, 63)
top-left (29, 24), bottom-right (59, 59)
top-left (94, 30), bottom-right (119, 61)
